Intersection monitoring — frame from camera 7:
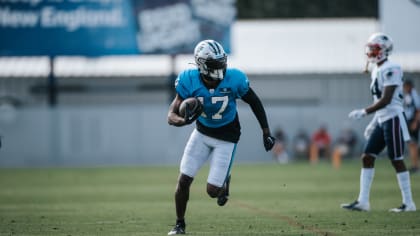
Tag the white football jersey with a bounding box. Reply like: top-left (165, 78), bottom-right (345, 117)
top-left (370, 60), bottom-right (404, 123)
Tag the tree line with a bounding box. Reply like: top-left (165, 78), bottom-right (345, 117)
top-left (236, 0), bottom-right (378, 19)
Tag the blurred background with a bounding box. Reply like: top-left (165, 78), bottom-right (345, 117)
top-left (0, 0), bottom-right (419, 167)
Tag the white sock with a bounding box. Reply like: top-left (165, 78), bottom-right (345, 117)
top-left (397, 171), bottom-right (414, 206)
top-left (357, 168), bottom-right (375, 204)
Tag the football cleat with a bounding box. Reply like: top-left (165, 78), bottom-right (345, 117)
top-left (217, 175), bottom-right (231, 206)
top-left (389, 203), bottom-right (416, 213)
top-left (168, 223), bottom-right (185, 235)
top-left (340, 200), bottom-right (370, 211)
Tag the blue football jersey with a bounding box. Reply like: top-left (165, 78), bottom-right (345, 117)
top-left (175, 68), bottom-right (250, 128)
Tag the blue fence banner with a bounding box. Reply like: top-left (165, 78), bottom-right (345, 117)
top-left (134, 0), bottom-right (236, 54)
top-left (0, 0), bottom-right (139, 56)
top-left (0, 0), bottom-right (235, 56)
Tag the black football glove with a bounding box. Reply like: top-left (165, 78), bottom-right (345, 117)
top-left (184, 100), bottom-right (203, 124)
top-left (263, 134), bottom-right (275, 151)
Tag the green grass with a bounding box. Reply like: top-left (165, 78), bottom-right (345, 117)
top-left (0, 160), bottom-right (419, 236)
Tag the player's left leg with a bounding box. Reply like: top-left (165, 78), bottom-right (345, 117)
top-left (206, 138), bottom-right (236, 206)
top-left (389, 160), bottom-right (416, 212)
top-left (341, 125), bottom-right (384, 211)
top-left (384, 116), bottom-right (416, 212)
top-left (206, 174), bottom-right (231, 206)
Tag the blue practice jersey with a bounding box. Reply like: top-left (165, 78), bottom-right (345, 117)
top-left (175, 68), bottom-right (250, 128)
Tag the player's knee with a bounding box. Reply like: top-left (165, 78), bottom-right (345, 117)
top-left (391, 160), bottom-right (407, 173)
top-left (361, 153), bottom-right (375, 168)
top-left (206, 184), bottom-right (221, 198)
top-left (177, 174), bottom-right (193, 191)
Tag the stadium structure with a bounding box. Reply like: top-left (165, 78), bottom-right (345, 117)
top-left (0, 7), bottom-right (419, 167)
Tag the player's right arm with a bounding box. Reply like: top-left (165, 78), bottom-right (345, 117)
top-left (365, 85), bottom-right (397, 114)
top-left (365, 65), bottom-right (403, 114)
top-left (349, 85), bottom-right (396, 119)
top-left (168, 94), bottom-right (187, 127)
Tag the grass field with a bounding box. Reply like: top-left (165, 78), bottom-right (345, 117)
top-left (0, 160), bottom-right (419, 236)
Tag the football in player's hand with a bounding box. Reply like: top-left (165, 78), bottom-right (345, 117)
top-left (179, 97), bottom-right (203, 123)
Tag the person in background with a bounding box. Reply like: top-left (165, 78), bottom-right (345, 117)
top-left (403, 79), bottom-right (420, 174)
top-left (309, 124), bottom-right (331, 164)
top-left (341, 33), bottom-right (416, 212)
top-left (272, 127), bottom-right (289, 163)
top-left (331, 125), bottom-right (358, 169)
top-left (292, 129), bottom-right (310, 160)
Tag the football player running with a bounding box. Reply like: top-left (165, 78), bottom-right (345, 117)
top-left (341, 33), bottom-right (416, 212)
top-left (167, 39), bottom-right (275, 235)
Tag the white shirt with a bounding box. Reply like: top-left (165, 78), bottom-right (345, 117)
top-left (370, 60), bottom-right (404, 123)
top-left (403, 89), bottom-right (420, 120)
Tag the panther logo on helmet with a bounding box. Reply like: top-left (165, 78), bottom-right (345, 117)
top-left (194, 40), bottom-right (227, 81)
top-left (365, 33), bottom-right (393, 64)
